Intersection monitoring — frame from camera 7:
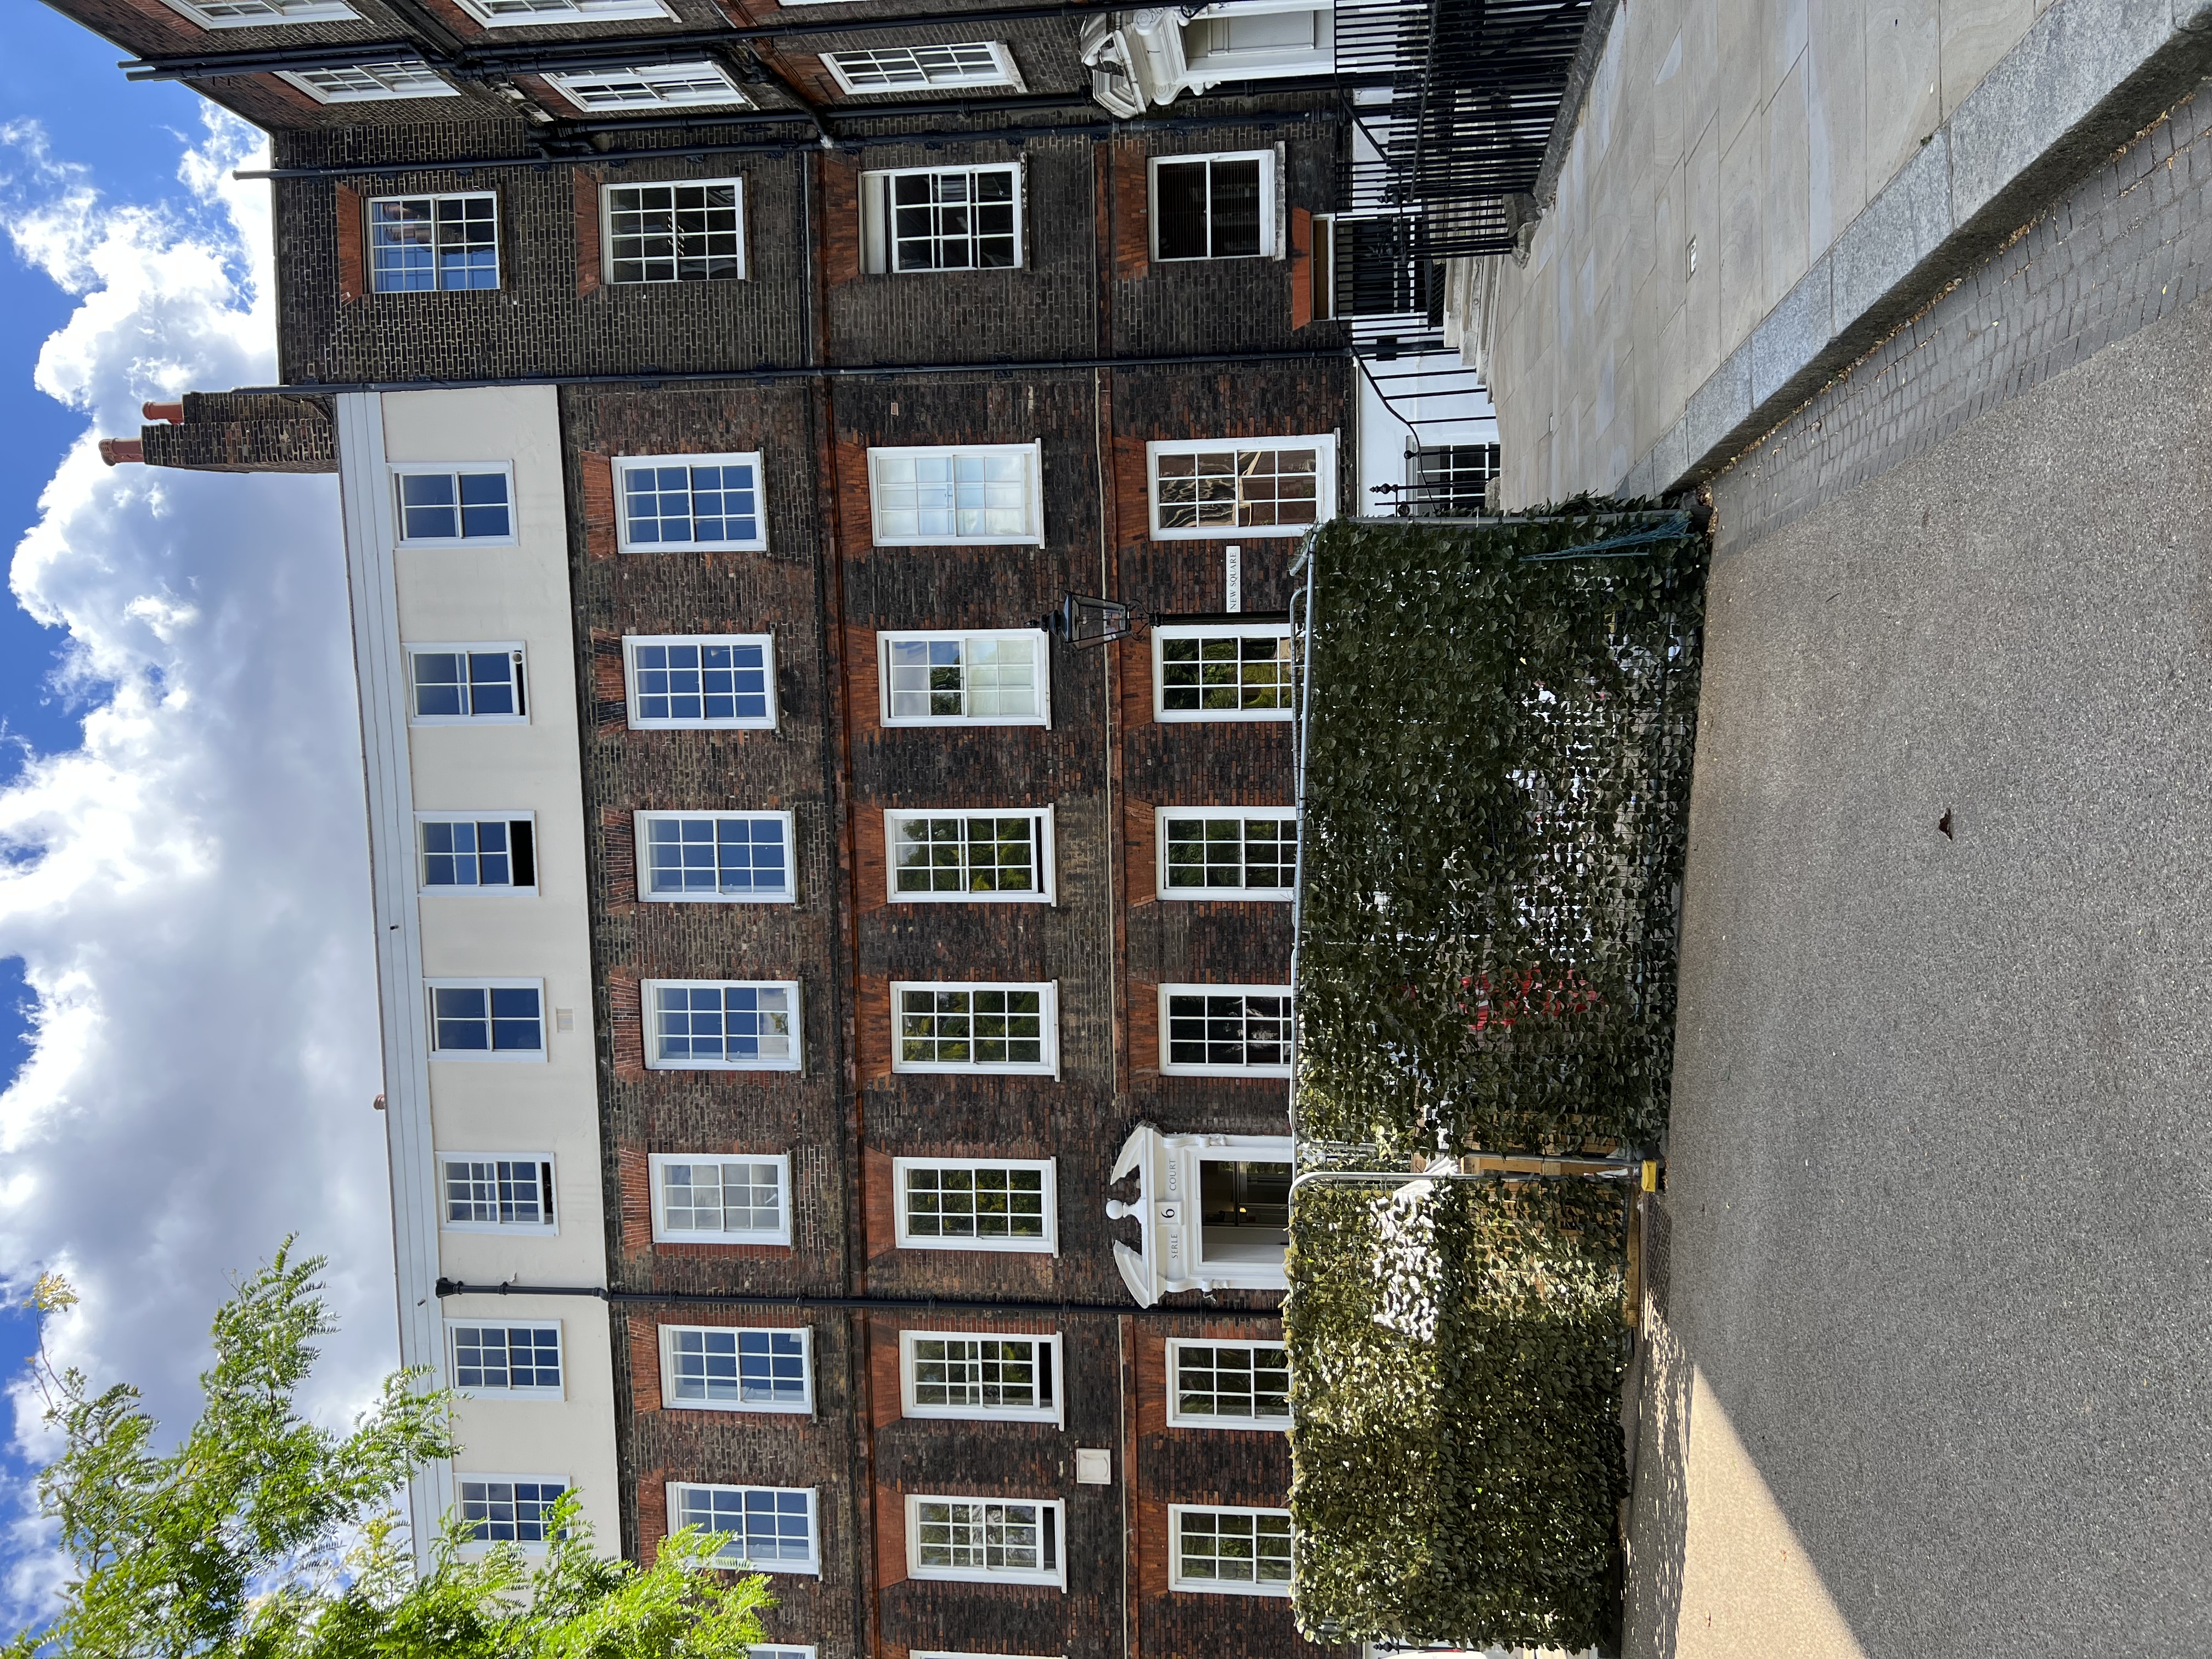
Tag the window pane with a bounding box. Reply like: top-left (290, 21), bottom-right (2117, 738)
top-left (1154, 161), bottom-right (1210, 260)
top-left (912, 1337), bottom-right (1042, 1409)
top-left (1176, 1344), bottom-right (1290, 1419)
top-left (670, 1328), bottom-right (808, 1406)
top-left (653, 984), bottom-right (793, 1063)
top-left (660, 1159), bottom-right (783, 1234)
top-left (630, 639), bottom-right (771, 724)
top-left (452, 1324), bottom-right (561, 1391)
top-left (904, 1165), bottom-right (1047, 1238)
top-left (1208, 159), bottom-right (1263, 257)
top-left (460, 1479), bottom-right (567, 1543)
top-left (398, 472), bottom-right (458, 539)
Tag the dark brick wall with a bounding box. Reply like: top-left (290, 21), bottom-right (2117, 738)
top-left (272, 116), bottom-right (1343, 387)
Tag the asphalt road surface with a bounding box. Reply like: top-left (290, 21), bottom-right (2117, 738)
top-left (1624, 238), bottom-right (2212, 1657)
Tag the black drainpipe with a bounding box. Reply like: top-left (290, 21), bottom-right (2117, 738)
top-left (433, 1278), bottom-right (1277, 1320)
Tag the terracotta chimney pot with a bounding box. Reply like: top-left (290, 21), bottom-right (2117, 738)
top-left (98, 438), bottom-right (145, 466)
top-left (142, 401), bottom-right (184, 423)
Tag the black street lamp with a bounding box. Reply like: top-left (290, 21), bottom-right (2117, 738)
top-left (1041, 592), bottom-right (1146, 647)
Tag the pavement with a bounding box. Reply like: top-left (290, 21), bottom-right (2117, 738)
top-left (1622, 218), bottom-right (2212, 1654)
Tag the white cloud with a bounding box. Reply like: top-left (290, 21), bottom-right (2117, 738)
top-left (0, 110), bottom-right (393, 1621)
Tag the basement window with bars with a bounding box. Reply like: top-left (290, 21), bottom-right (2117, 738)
top-left (1152, 623), bottom-right (1294, 721)
top-left (1150, 151), bottom-right (1272, 261)
top-left (441, 1156), bottom-right (555, 1231)
top-left (663, 1326), bottom-right (812, 1412)
top-left (408, 647), bottom-right (526, 724)
top-left (909, 1497), bottom-right (1063, 1586)
top-left (368, 193), bottom-right (499, 292)
top-left (417, 815), bottom-right (536, 892)
top-left (893, 983), bottom-right (1056, 1074)
top-left (822, 42), bottom-right (1022, 93)
top-left (878, 630), bottom-right (1047, 725)
top-left (458, 1479), bottom-right (567, 1545)
top-left (901, 1332), bottom-right (1060, 1423)
top-left (450, 1322), bottom-right (563, 1397)
top-left (1169, 1506), bottom-right (1293, 1595)
top-left (614, 452), bottom-right (763, 549)
top-left (636, 811), bottom-right (794, 903)
top-left (1156, 807), bottom-right (1295, 899)
top-left (279, 61), bottom-right (453, 101)
top-left (885, 809), bottom-right (1052, 902)
top-left (645, 980), bottom-right (801, 1071)
top-left (651, 1154), bottom-right (792, 1244)
top-left (668, 1485), bottom-right (820, 1573)
top-left (1166, 1340), bottom-right (1290, 1429)
top-left (624, 634), bottom-right (776, 729)
top-left (1160, 985), bottom-right (1293, 1076)
top-left (603, 181), bottom-right (745, 284)
top-left (549, 62), bottom-right (748, 111)
top-left (1148, 434), bottom-right (1334, 537)
top-left (894, 1158), bottom-right (1057, 1251)
top-left (860, 165), bottom-right (1022, 273)
top-left (163, 0), bottom-right (358, 24)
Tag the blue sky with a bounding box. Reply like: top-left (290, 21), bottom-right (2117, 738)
top-left (0, 8), bottom-right (396, 1622)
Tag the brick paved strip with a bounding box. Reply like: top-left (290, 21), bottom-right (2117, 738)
top-left (1620, 0), bottom-right (2212, 506)
top-left (1712, 80), bottom-right (2212, 555)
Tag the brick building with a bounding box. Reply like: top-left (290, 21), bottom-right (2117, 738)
top-left (58, 1), bottom-right (1494, 1654)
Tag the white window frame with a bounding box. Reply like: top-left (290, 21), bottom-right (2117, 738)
top-left (279, 61), bottom-right (456, 101)
top-left (865, 443), bottom-right (1041, 545)
top-left (614, 451), bottom-right (765, 551)
top-left (406, 643), bottom-right (529, 726)
top-left (1150, 623), bottom-right (1294, 724)
top-left (391, 461), bottom-right (516, 545)
top-left (425, 977), bottom-right (547, 1064)
top-left (752, 1649), bottom-right (820, 1659)
top-left (602, 178), bottom-right (748, 284)
top-left (1146, 433), bottom-right (1336, 539)
top-left (366, 191), bottom-right (501, 294)
top-left (1167, 1504), bottom-right (1293, 1596)
top-left (634, 811), bottom-right (796, 905)
top-left (893, 1157), bottom-right (1058, 1254)
top-left (1158, 984), bottom-right (1294, 1077)
top-left (665, 1483), bottom-right (821, 1575)
top-left (448, 1319), bottom-right (565, 1400)
top-left (456, 0), bottom-right (671, 24)
top-left (891, 980), bottom-right (1059, 1076)
top-left (439, 1153), bottom-right (558, 1234)
top-left (876, 630), bottom-right (1051, 727)
top-left (416, 810), bottom-right (538, 895)
top-left (884, 806), bottom-right (1054, 905)
top-left (648, 1152), bottom-right (794, 1245)
top-left (1154, 806), bottom-right (1296, 900)
top-left (455, 1473), bottom-right (570, 1550)
top-left (641, 979), bottom-right (804, 1073)
top-left (547, 62), bottom-right (751, 110)
top-left (157, 0), bottom-right (358, 25)
top-left (899, 1330), bottom-right (1063, 1425)
top-left (1148, 150), bottom-right (1276, 262)
top-left (860, 163), bottom-right (1026, 274)
top-left (905, 1495), bottom-right (1065, 1588)
top-left (623, 633), bottom-right (778, 731)
top-left (660, 1324), bottom-right (815, 1414)
top-left (821, 41), bottom-right (1024, 94)
top-left (1164, 1339), bottom-right (1291, 1430)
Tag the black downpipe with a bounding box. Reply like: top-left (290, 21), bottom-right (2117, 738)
top-left (433, 1278), bottom-right (1278, 1320)
top-left (236, 345), bottom-right (1352, 398)
top-left (235, 105), bottom-right (1341, 180)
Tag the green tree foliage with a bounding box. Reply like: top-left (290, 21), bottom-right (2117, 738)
top-left (7, 1244), bottom-right (772, 1659)
top-left (1295, 513), bottom-right (1706, 1159)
